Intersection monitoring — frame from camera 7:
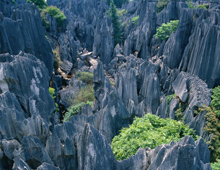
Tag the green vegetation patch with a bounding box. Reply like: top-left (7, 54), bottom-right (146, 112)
top-left (111, 113), bottom-right (198, 160)
top-left (63, 101), bottom-right (93, 122)
top-left (157, 0), bottom-right (169, 13)
top-left (212, 159), bottom-right (220, 170)
top-left (117, 9), bottom-right (127, 17)
top-left (131, 15), bottom-right (139, 25)
top-left (49, 87), bottom-right (59, 113)
top-left (204, 86), bottom-right (220, 162)
top-left (197, 4), bottom-right (209, 10)
top-left (72, 85), bottom-right (95, 105)
top-left (63, 85), bottom-right (94, 122)
top-left (76, 72), bottom-right (94, 85)
top-left (155, 20), bottom-right (179, 40)
top-left (46, 6), bottom-right (66, 29)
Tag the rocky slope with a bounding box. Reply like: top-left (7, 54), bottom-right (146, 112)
top-left (1, 0), bottom-right (220, 169)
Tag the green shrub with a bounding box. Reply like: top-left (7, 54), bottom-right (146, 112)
top-left (46, 6), bottom-right (66, 29)
top-left (212, 159), bottom-right (220, 170)
top-left (12, 0), bottom-right (16, 4)
top-left (72, 85), bottom-right (95, 105)
top-left (49, 87), bottom-right (56, 100)
top-left (40, 8), bottom-right (50, 31)
top-left (187, 0), bottom-right (195, 9)
top-left (196, 4), bottom-right (209, 10)
top-left (63, 101), bottom-right (93, 122)
top-left (49, 87), bottom-right (59, 113)
top-left (131, 15), bottom-right (139, 25)
top-left (27, 0), bottom-right (47, 9)
top-left (155, 20), bottom-right (179, 40)
top-left (204, 86), bottom-right (220, 162)
top-left (76, 72), bottom-right (94, 85)
top-left (117, 9), bottom-right (127, 17)
top-left (27, 0), bottom-right (66, 32)
top-left (157, 0), bottom-right (169, 13)
top-left (111, 113), bottom-right (198, 160)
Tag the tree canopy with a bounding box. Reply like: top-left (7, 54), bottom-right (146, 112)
top-left (109, 1), bottom-right (123, 46)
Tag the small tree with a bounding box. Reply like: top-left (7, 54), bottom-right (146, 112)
top-left (109, 1), bottom-right (123, 46)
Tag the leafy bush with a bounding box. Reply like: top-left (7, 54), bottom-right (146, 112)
top-left (204, 86), bottom-right (220, 162)
top-left (117, 9), bottom-right (127, 17)
top-left (46, 6), bottom-right (66, 29)
top-left (187, 1), bottom-right (195, 9)
top-left (63, 102), bottom-right (89, 122)
top-left (212, 159), bottom-right (220, 170)
top-left (27, 0), bottom-right (47, 9)
top-left (76, 72), bottom-right (94, 85)
top-left (155, 20), bottom-right (179, 40)
top-left (49, 87), bottom-right (56, 100)
top-left (40, 8), bottom-right (50, 31)
top-left (131, 15), bottom-right (139, 25)
top-left (27, 0), bottom-right (66, 32)
top-left (157, 0), bottom-right (169, 13)
top-left (49, 87), bottom-right (59, 112)
top-left (72, 85), bottom-right (95, 105)
top-left (111, 113), bottom-right (198, 160)
top-left (197, 4), bottom-right (209, 10)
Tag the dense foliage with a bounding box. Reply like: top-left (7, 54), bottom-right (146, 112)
top-left (109, 1), bottom-right (123, 46)
top-left (111, 113), bottom-right (198, 160)
top-left (157, 0), bottom-right (169, 13)
top-left (204, 86), bottom-right (220, 162)
top-left (76, 72), bottom-right (94, 85)
top-left (47, 6), bottom-right (66, 29)
top-left (212, 159), bottom-right (220, 170)
top-left (155, 20), bottom-right (179, 40)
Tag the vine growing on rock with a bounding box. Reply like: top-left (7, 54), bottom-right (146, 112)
top-left (111, 113), bottom-right (198, 160)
